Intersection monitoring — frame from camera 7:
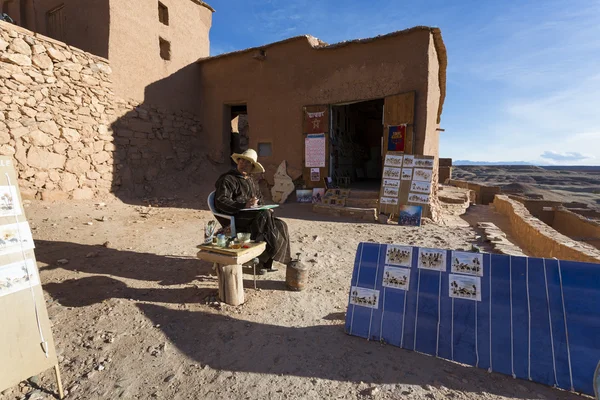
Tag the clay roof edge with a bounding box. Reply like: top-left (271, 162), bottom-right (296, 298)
top-left (190, 0), bottom-right (215, 12)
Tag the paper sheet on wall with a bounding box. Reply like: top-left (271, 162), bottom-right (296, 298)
top-left (305, 134), bottom-right (326, 168)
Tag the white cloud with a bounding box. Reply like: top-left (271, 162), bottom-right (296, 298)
top-left (540, 151), bottom-right (592, 162)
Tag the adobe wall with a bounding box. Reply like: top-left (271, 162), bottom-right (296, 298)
top-left (198, 29), bottom-right (441, 182)
top-left (447, 179), bottom-right (500, 205)
top-left (32, 0), bottom-right (110, 58)
top-left (0, 21), bottom-right (208, 200)
top-left (492, 195), bottom-right (600, 263)
top-left (109, 0), bottom-right (212, 110)
top-left (552, 208), bottom-right (600, 249)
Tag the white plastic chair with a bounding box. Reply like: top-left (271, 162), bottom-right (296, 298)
top-left (207, 191), bottom-right (236, 237)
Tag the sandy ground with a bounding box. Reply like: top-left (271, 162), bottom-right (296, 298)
top-left (1, 197), bottom-right (589, 400)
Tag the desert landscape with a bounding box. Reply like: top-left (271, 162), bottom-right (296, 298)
top-left (452, 165), bottom-right (600, 211)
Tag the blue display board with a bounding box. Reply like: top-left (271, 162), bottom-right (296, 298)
top-left (345, 242), bottom-right (600, 396)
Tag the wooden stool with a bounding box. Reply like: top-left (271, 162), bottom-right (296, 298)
top-left (197, 242), bottom-right (267, 306)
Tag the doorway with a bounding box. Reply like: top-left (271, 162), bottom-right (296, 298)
top-left (330, 99), bottom-right (384, 190)
top-left (226, 104), bottom-right (249, 166)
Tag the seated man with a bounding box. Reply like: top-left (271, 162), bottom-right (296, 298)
top-left (214, 149), bottom-right (291, 274)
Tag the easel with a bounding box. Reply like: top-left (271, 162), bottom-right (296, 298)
top-left (0, 156), bottom-right (63, 398)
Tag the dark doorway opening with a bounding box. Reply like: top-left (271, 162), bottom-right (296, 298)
top-left (227, 104), bottom-right (249, 166)
top-left (330, 99), bottom-right (384, 190)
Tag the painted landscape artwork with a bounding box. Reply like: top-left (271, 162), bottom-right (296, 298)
top-left (0, 258), bottom-right (39, 298)
top-left (382, 266), bottom-right (411, 290)
top-left (451, 251), bottom-right (484, 276)
top-left (383, 186), bottom-right (399, 197)
top-left (380, 197), bottom-right (398, 205)
top-left (0, 185), bottom-right (21, 217)
top-left (385, 244), bottom-right (412, 267)
top-left (413, 168), bottom-right (433, 182)
top-left (398, 205), bottom-right (422, 227)
top-left (401, 168), bottom-right (413, 180)
top-left (349, 286), bottom-right (380, 309)
top-left (0, 222), bottom-right (35, 257)
top-left (384, 154), bottom-right (403, 167)
top-left (383, 179), bottom-right (400, 188)
top-left (449, 274), bottom-right (482, 301)
top-left (418, 248), bottom-right (447, 271)
top-left (383, 167), bottom-right (401, 179)
top-left (403, 155), bottom-right (414, 167)
top-left (408, 193), bottom-right (430, 204)
top-left (410, 181), bottom-right (431, 194)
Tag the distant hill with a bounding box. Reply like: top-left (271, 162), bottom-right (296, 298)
top-left (453, 160), bottom-right (540, 166)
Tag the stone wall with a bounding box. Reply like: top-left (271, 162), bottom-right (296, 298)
top-left (447, 179), bottom-right (500, 205)
top-left (492, 195), bottom-right (600, 263)
top-left (0, 21), bottom-right (209, 201)
top-left (551, 207), bottom-right (600, 250)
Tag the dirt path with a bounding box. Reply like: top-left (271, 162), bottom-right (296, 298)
top-left (1, 199), bottom-right (586, 400)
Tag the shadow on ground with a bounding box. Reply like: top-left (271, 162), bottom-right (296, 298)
top-left (36, 239), bottom-right (581, 399)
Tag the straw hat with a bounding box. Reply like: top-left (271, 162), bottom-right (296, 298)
top-left (231, 149), bottom-right (265, 174)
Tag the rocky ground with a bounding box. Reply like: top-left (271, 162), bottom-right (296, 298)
top-left (1, 197), bottom-right (589, 400)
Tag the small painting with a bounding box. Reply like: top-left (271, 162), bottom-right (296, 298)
top-left (385, 244), bottom-right (413, 267)
top-left (414, 157), bottom-right (435, 168)
top-left (408, 193), bottom-right (430, 204)
top-left (403, 155), bottom-right (415, 167)
top-left (398, 205), bottom-right (422, 227)
top-left (383, 186), bottom-right (399, 197)
top-left (413, 168), bottom-right (433, 182)
top-left (380, 197), bottom-right (398, 205)
top-left (383, 179), bottom-right (399, 188)
top-left (312, 188), bottom-right (325, 204)
top-left (451, 251), bottom-right (484, 276)
top-left (349, 286), bottom-right (380, 309)
top-left (418, 247), bottom-right (447, 271)
top-left (323, 197), bottom-right (336, 205)
top-left (382, 266), bottom-right (411, 291)
top-left (387, 125), bottom-right (406, 152)
top-left (0, 222), bottom-right (35, 257)
top-left (383, 167), bottom-right (401, 180)
top-left (339, 189), bottom-right (351, 197)
top-left (449, 274), bottom-right (482, 301)
top-left (0, 185), bottom-right (21, 217)
top-left (401, 168), bottom-right (413, 181)
top-left (410, 181), bottom-right (431, 194)
top-left (335, 198), bottom-right (346, 206)
top-left (296, 190), bottom-right (313, 203)
top-left (384, 154), bottom-right (403, 167)
top-left (310, 168), bottom-right (320, 182)
top-left (0, 258), bottom-right (39, 298)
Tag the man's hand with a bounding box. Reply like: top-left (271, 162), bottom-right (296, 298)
top-left (245, 197), bottom-right (258, 208)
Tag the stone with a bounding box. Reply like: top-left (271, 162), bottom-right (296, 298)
top-left (47, 47), bottom-right (66, 62)
top-left (21, 106), bottom-right (37, 118)
top-left (0, 38), bottom-right (8, 52)
top-left (60, 173), bottom-right (78, 192)
top-left (91, 63), bottom-right (112, 74)
top-left (35, 113), bottom-right (52, 121)
top-left (82, 75), bottom-right (99, 86)
top-left (12, 73), bottom-right (34, 85)
top-left (53, 143), bottom-right (69, 154)
top-left (91, 151), bottom-right (110, 164)
top-left (0, 131), bottom-right (10, 144)
top-left (42, 190), bottom-right (69, 201)
top-left (20, 188), bottom-right (37, 200)
top-left (271, 161), bottom-right (295, 204)
top-left (28, 130), bottom-right (54, 147)
top-left (57, 259), bottom-right (69, 265)
top-left (65, 157), bottom-right (91, 175)
top-left (25, 97), bottom-right (36, 107)
top-left (27, 147), bottom-right (66, 170)
top-left (61, 127), bottom-right (81, 144)
top-left (1, 53), bottom-right (31, 66)
top-left (0, 145), bottom-right (16, 156)
top-left (32, 44), bottom-right (46, 54)
top-left (72, 187), bottom-right (94, 200)
top-left (39, 120), bottom-right (60, 137)
top-left (59, 62), bottom-right (83, 72)
top-left (32, 54), bottom-right (53, 70)
top-left (9, 38), bottom-right (32, 55)
top-left (87, 170), bottom-right (101, 180)
top-left (48, 170), bottom-right (60, 182)
top-left (104, 143), bottom-right (116, 152)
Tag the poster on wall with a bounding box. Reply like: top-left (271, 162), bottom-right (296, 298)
top-left (0, 185), bottom-right (22, 217)
top-left (310, 168), bottom-right (320, 182)
top-left (387, 125), bottom-right (406, 152)
top-left (305, 134), bottom-right (326, 168)
top-left (449, 274), bottom-right (482, 301)
top-left (312, 188), bottom-right (325, 203)
top-left (305, 109), bottom-right (327, 134)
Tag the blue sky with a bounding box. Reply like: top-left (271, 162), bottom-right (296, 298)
top-left (208, 0), bottom-right (600, 165)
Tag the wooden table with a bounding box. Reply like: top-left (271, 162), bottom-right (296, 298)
top-left (196, 241), bottom-right (266, 306)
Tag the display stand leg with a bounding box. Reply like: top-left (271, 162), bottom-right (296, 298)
top-left (54, 364), bottom-right (64, 399)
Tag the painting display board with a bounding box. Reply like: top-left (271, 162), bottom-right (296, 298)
top-left (378, 151), bottom-right (434, 221)
top-left (323, 189), bottom-right (349, 207)
top-left (0, 157), bottom-right (60, 394)
top-left (346, 242), bottom-right (600, 396)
